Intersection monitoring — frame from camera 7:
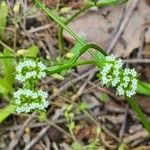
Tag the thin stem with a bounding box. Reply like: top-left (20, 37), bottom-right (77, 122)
top-left (58, 27), bottom-right (65, 54)
top-left (46, 43), bottom-right (107, 75)
top-left (58, 0), bottom-right (128, 52)
top-left (34, 0), bottom-right (108, 72)
top-left (0, 40), bottom-right (15, 53)
top-left (34, 0), bottom-right (85, 46)
top-left (67, 43), bottom-right (107, 66)
top-left (87, 0), bottom-right (128, 7)
top-left (58, 5), bottom-right (90, 53)
top-left (13, 25), bottom-right (17, 51)
top-left (67, 5), bottom-right (90, 23)
top-left (46, 119), bottom-right (72, 139)
top-left (69, 126), bottom-right (77, 143)
top-left (0, 55), bottom-right (36, 59)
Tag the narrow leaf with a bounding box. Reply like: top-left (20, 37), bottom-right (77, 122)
top-left (1, 48), bottom-right (16, 84)
top-left (118, 143), bottom-right (126, 150)
top-left (127, 98), bottom-right (150, 134)
top-left (0, 78), bottom-right (13, 95)
top-left (25, 45), bottom-right (39, 57)
top-left (0, 104), bottom-right (15, 123)
top-left (137, 81), bottom-right (150, 96)
top-left (0, 1), bottom-right (8, 37)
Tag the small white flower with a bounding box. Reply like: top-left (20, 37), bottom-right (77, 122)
top-left (15, 59), bottom-right (46, 82)
top-left (14, 88), bottom-right (49, 113)
top-left (38, 61), bottom-right (46, 70)
top-left (99, 55), bottom-right (123, 87)
top-left (118, 68), bottom-right (138, 97)
top-left (117, 85), bottom-right (124, 96)
top-left (106, 55), bottom-right (116, 62)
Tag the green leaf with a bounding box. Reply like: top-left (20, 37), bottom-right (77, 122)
top-left (127, 98), bottom-right (150, 134)
top-left (1, 48), bottom-right (16, 84)
top-left (137, 81), bottom-right (150, 96)
top-left (46, 65), bottom-right (64, 74)
top-left (25, 45), bottom-right (39, 57)
top-left (71, 39), bottom-right (85, 54)
top-left (0, 1), bottom-right (8, 37)
top-left (78, 102), bottom-right (89, 112)
top-left (0, 78), bottom-right (13, 95)
top-left (72, 143), bottom-right (85, 150)
top-left (0, 49), bottom-right (15, 95)
top-left (0, 104), bottom-right (15, 123)
top-left (99, 93), bottom-right (109, 103)
top-left (118, 143), bottom-right (127, 150)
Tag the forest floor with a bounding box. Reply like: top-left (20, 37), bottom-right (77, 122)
top-left (0, 0), bottom-right (150, 149)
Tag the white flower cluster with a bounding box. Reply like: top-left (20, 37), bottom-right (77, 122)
top-left (99, 55), bottom-right (138, 97)
top-left (15, 59), bottom-right (46, 82)
top-left (14, 89), bottom-right (48, 113)
top-left (14, 59), bottom-right (48, 114)
top-left (101, 55), bottom-right (123, 87)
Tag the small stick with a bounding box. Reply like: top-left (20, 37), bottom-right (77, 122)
top-left (72, 71), bottom-right (95, 101)
top-left (23, 125), bottom-right (50, 150)
top-left (8, 113), bottom-right (36, 150)
top-left (123, 130), bottom-right (149, 144)
top-left (119, 104), bottom-right (129, 139)
top-left (123, 58), bottom-right (150, 64)
top-left (107, 0), bottom-right (140, 52)
top-left (48, 68), bottom-right (97, 101)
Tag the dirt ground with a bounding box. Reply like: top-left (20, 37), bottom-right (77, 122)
top-left (0, 0), bottom-right (150, 149)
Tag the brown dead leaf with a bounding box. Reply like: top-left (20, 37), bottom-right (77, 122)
top-left (123, 0), bottom-right (150, 57)
top-left (64, 0), bottom-right (150, 57)
top-left (64, 6), bottom-right (124, 49)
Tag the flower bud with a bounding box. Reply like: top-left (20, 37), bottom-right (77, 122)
top-left (13, 2), bottom-right (20, 14)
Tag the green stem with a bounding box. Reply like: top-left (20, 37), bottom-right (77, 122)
top-left (67, 43), bottom-right (107, 66)
top-left (67, 5), bottom-right (90, 23)
top-left (0, 56), bottom-right (36, 59)
top-left (127, 97), bottom-right (150, 134)
top-left (0, 40), bottom-right (15, 54)
top-left (46, 43), bottom-right (107, 74)
top-left (58, 27), bottom-right (65, 54)
top-left (69, 126), bottom-right (77, 143)
top-left (33, 0), bottom-right (108, 70)
top-left (87, 0), bottom-right (128, 7)
top-left (46, 60), bottom-right (94, 75)
top-left (34, 0), bottom-right (85, 47)
top-left (58, 0), bottom-right (128, 52)
top-left (74, 60), bottom-right (97, 66)
top-left (58, 5), bottom-right (90, 54)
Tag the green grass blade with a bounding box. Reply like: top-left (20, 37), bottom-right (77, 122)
top-left (127, 97), bottom-right (150, 134)
top-left (0, 104), bottom-right (16, 123)
top-left (137, 81), bottom-right (150, 96)
top-left (0, 1), bottom-right (8, 37)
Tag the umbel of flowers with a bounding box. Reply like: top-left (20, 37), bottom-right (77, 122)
top-left (98, 55), bottom-right (138, 98)
top-left (14, 59), bottom-right (48, 113)
top-left (15, 59), bottom-right (46, 82)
